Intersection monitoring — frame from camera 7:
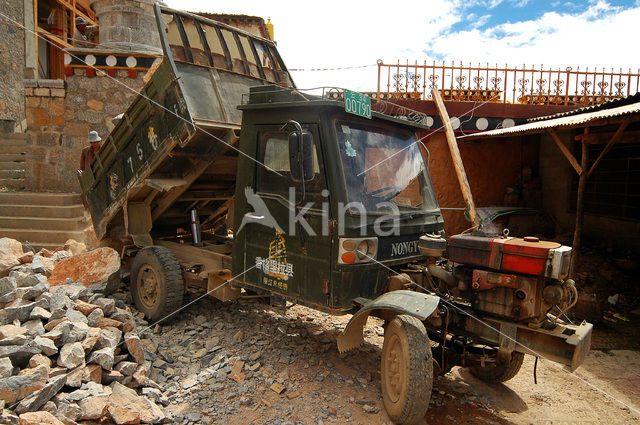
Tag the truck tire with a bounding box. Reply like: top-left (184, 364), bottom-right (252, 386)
top-left (469, 351), bottom-right (524, 383)
top-left (131, 246), bottom-right (184, 323)
top-left (381, 314), bottom-right (433, 425)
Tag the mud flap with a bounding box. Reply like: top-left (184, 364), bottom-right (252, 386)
top-left (337, 290), bottom-right (439, 353)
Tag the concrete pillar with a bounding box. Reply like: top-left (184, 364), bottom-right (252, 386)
top-left (89, 0), bottom-right (162, 53)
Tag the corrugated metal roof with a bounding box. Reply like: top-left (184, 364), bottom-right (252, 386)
top-left (527, 92), bottom-right (640, 122)
top-left (460, 99), bottom-right (640, 139)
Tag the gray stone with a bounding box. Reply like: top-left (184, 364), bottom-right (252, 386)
top-left (29, 306), bottom-right (51, 321)
top-left (114, 361), bottom-right (137, 376)
top-left (0, 342), bottom-right (41, 367)
top-left (57, 400), bottom-right (83, 421)
top-left (42, 400), bottom-right (57, 415)
top-left (94, 298), bottom-right (116, 316)
top-left (0, 372), bottom-right (45, 404)
top-left (34, 336), bottom-right (58, 356)
top-left (87, 347), bottom-right (115, 370)
top-left (141, 386), bottom-right (163, 404)
top-left (0, 357), bottom-right (12, 378)
top-left (66, 381), bottom-right (111, 401)
top-left (66, 308), bottom-right (88, 325)
top-left (15, 373), bottom-right (67, 414)
top-left (0, 276), bottom-right (17, 299)
top-left (23, 319), bottom-right (45, 337)
top-left (51, 284), bottom-right (88, 301)
top-left (0, 335), bottom-right (28, 346)
top-left (87, 308), bottom-right (104, 327)
top-left (0, 298), bottom-right (49, 323)
top-left (11, 272), bottom-right (48, 289)
top-left (14, 280), bottom-right (49, 301)
top-left (0, 411), bottom-right (18, 425)
top-left (96, 327), bottom-right (122, 350)
top-left (49, 290), bottom-right (72, 311)
top-left (61, 321), bottom-right (89, 345)
top-left (58, 342), bottom-right (85, 369)
top-left (30, 255), bottom-right (49, 274)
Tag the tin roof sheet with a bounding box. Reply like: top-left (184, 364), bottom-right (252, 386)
top-left (461, 98), bottom-right (640, 139)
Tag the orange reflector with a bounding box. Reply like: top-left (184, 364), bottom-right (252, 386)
top-left (341, 252), bottom-right (356, 264)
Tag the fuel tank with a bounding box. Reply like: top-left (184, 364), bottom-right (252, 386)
top-left (447, 235), bottom-right (572, 280)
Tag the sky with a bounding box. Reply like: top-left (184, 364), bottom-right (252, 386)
top-left (163, 0), bottom-right (640, 91)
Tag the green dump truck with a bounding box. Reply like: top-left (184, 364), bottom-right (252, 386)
top-left (79, 5), bottom-right (592, 424)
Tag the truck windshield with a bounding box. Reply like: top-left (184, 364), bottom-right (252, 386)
top-left (336, 120), bottom-right (437, 214)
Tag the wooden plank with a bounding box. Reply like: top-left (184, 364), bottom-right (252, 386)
top-left (586, 119), bottom-right (630, 178)
top-left (37, 26), bottom-right (73, 49)
top-left (431, 88), bottom-right (480, 228)
top-left (547, 128), bottom-right (582, 175)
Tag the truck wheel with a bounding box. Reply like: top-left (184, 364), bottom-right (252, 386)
top-left (381, 314), bottom-right (433, 425)
top-left (131, 246), bottom-right (184, 323)
top-left (469, 351), bottom-right (524, 383)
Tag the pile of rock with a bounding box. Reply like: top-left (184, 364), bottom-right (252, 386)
top-left (0, 238), bottom-right (168, 424)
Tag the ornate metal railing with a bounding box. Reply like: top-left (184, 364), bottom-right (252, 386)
top-left (376, 60), bottom-right (640, 106)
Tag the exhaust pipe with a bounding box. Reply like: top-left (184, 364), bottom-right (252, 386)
top-left (190, 209), bottom-right (202, 246)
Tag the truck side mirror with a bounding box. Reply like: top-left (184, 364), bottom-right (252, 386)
top-left (288, 131), bottom-right (314, 182)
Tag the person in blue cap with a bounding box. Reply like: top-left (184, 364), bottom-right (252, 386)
top-left (79, 130), bottom-right (101, 171)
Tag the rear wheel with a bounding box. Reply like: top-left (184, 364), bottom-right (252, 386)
top-left (131, 246), bottom-right (184, 323)
top-left (469, 351), bottom-right (525, 383)
top-left (381, 314), bottom-right (433, 425)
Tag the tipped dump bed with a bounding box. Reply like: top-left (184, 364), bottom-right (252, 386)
top-left (78, 5), bottom-right (294, 242)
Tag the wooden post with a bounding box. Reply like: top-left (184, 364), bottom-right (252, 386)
top-left (431, 88), bottom-right (480, 228)
top-left (569, 131), bottom-right (589, 277)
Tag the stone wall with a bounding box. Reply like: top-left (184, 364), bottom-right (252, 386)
top-left (24, 69), bottom-right (147, 192)
top-left (0, 0), bottom-right (25, 130)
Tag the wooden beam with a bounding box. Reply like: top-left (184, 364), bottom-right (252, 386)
top-left (586, 119), bottom-right (630, 178)
top-left (55, 0), bottom-right (97, 26)
top-left (431, 88), bottom-right (480, 228)
top-left (37, 26), bottom-right (73, 48)
top-left (547, 128), bottom-right (583, 175)
top-left (570, 137), bottom-right (589, 278)
top-left (202, 199), bottom-right (233, 227)
top-left (575, 129), bottom-right (640, 143)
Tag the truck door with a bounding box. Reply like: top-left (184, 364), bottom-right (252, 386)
top-left (241, 125), bottom-right (331, 306)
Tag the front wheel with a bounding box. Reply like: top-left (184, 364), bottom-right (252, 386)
top-left (381, 314), bottom-right (433, 425)
top-left (131, 246), bottom-right (184, 323)
top-left (469, 351), bottom-right (525, 383)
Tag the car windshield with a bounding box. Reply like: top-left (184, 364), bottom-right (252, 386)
top-left (336, 120), bottom-right (437, 213)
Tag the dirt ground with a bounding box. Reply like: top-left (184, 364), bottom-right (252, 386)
top-left (155, 292), bottom-right (640, 425)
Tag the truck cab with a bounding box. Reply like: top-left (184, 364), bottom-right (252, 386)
top-left (232, 86), bottom-right (444, 312)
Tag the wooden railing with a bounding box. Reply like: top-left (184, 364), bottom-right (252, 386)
top-left (376, 60), bottom-right (640, 106)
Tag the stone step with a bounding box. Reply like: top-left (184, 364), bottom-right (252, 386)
top-left (0, 170), bottom-right (25, 179)
top-left (0, 203), bottom-right (86, 218)
top-left (0, 146), bottom-right (28, 154)
top-left (0, 228), bottom-right (88, 247)
top-left (0, 162), bottom-right (26, 171)
top-left (0, 133), bottom-right (29, 144)
top-left (0, 215), bottom-right (88, 231)
top-left (0, 192), bottom-right (83, 206)
top-left (0, 154), bottom-right (25, 163)
top-left (0, 179), bottom-right (26, 190)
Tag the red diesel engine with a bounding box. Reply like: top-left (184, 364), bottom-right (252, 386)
top-left (426, 234), bottom-right (577, 324)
